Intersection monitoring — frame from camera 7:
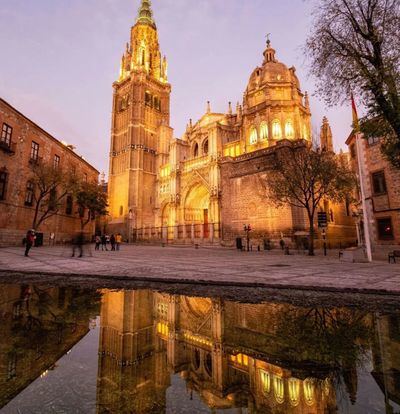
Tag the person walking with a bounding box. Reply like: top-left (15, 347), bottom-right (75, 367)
top-left (115, 233), bottom-right (122, 251)
top-left (110, 234), bottom-right (116, 251)
top-left (24, 230), bottom-right (35, 257)
top-left (101, 234), bottom-right (108, 251)
top-left (95, 235), bottom-right (101, 251)
top-left (72, 232), bottom-right (84, 258)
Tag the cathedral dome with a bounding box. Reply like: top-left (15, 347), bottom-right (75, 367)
top-left (246, 41), bottom-right (293, 91)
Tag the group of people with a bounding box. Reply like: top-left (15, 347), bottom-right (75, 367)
top-left (94, 233), bottom-right (123, 251)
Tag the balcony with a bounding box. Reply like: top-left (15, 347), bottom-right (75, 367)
top-left (0, 140), bottom-right (16, 154)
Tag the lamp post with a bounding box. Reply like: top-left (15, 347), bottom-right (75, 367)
top-left (244, 224), bottom-right (252, 252)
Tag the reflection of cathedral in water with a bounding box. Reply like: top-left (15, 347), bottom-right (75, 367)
top-left (96, 290), bottom-right (339, 413)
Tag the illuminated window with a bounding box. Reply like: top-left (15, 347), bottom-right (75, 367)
top-left (230, 353), bottom-right (248, 367)
top-left (377, 218), bottom-right (394, 240)
top-left (260, 371), bottom-right (271, 393)
top-left (303, 124), bottom-right (308, 140)
top-left (274, 376), bottom-right (285, 404)
top-left (288, 378), bottom-right (300, 406)
top-left (260, 122), bottom-right (268, 141)
top-left (249, 127), bottom-right (258, 145)
top-left (285, 120), bottom-right (295, 139)
top-left (272, 120), bottom-right (282, 139)
top-left (303, 379), bottom-right (315, 406)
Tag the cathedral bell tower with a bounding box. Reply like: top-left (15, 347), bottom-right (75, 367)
top-left (108, 0), bottom-right (172, 236)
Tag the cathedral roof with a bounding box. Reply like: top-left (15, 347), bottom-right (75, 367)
top-left (247, 41), bottom-right (299, 91)
top-left (136, 0), bottom-right (156, 29)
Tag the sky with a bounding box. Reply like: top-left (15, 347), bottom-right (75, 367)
top-left (0, 0), bottom-right (354, 176)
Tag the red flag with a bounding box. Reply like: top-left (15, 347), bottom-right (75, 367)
top-left (351, 93), bottom-right (359, 131)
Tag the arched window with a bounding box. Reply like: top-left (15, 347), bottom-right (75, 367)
top-left (260, 371), bottom-right (271, 393)
top-left (203, 139), bottom-right (209, 155)
top-left (260, 122), bottom-right (269, 141)
top-left (249, 127), bottom-right (258, 145)
top-left (272, 120), bottom-right (282, 139)
top-left (273, 376), bottom-right (285, 404)
top-left (285, 120), bottom-right (295, 139)
top-left (193, 142), bottom-right (199, 158)
top-left (288, 378), bottom-right (300, 406)
top-left (303, 379), bottom-right (315, 406)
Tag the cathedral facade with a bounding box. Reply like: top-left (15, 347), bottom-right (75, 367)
top-left (107, 0), bottom-right (355, 247)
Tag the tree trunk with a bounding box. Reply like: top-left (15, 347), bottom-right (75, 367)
top-left (308, 213), bottom-right (315, 256)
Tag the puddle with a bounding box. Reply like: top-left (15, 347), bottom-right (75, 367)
top-left (0, 283), bottom-right (399, 413)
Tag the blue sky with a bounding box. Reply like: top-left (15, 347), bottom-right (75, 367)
top-left (0, 0), bottom-right (353, 175)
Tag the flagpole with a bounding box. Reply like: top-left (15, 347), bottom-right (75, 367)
top-left (355, 132), bottom-right (373, 262)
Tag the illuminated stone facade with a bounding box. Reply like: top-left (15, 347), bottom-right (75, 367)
top-left (107, 0), bottom-right (355, 247)
top-left (97, 290), bottom-right (340, 413)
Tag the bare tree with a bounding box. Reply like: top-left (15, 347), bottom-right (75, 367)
top-left (75, 181), bottom-right (108, 230)
top-left (306, 0), bottom-right (400, 166)
top-left (29, 162), bottom-right (77, 230)
top-left (265, 141), bottom-right (355, 255)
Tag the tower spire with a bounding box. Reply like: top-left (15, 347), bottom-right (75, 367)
top-left (136, 0), bottom-right (156, 29)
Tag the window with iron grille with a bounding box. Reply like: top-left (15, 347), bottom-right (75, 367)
top-left (372, 171), bottom-right (387, 195)
top-left (30, 141), bottom-right (39, 161)
top-left (377, 217), bottom-right (394, 240)
top-left (25, 181), bottom-right (34, 206)
top-left (54, 154), bottom-right (60, 169)
top-left (0, 171), bottom-right (8, 200)
top-left (1, 123), bottom-right (12, 146)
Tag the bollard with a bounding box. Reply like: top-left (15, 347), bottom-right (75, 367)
top-left (195, 244), bottom-right (199, 249)
top-left (284, 246), bottom-right (290, 255)
top-left (257, 245), bottom-right (260, 251)
top-left (162, 242), bottom-right (166, 248)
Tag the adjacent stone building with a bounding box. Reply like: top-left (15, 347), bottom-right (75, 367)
top-left (0, 98), bottom-right (99, 246)
top-left (107, 0), bottom-right (356, 247)
top-left (346, 131), bottom-right (400, 257)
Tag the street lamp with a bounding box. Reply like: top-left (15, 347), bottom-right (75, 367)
top-left (244, 224), bottom-right (252, 252)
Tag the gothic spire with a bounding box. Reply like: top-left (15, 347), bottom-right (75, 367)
top-left (136, 0), bottom-right (156, 29)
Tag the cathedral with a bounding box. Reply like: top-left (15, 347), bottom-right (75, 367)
top-left (107, 0), bottom-right (355, 247)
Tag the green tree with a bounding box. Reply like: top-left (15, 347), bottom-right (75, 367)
top-left (305, 0), bottom-right (400, 167)
top-left (265, 141), bottom-right (355, 256)
top-left (30, 162), bottom-right (77, 230)
top-left (75, 181), bottom-right (108, 230)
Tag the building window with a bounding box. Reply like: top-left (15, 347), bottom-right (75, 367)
top-left (0, 171), bottom-right (7, 200)
top-left (372, 171), bottom-right (387, 195)
top-left (367, 136), bottom-right (380, 146)
top-left (145, 91), bottom-right (152, 107)
top-left (272, 120), bottom-right (282, 139)
top-left (203, 139), bottom-right (209, 155)
top-left (249, 127), bottom-right (258, 145)
top-left (25, 181), bottom-right (34, 206)
top-left (84, 173), bottom-right (88, 182)
top-left (119, 205), bottom-right (123, 216)
top-left (154, 96), bottom-right (161, 111)
top-left (377, 218), bottom-right (394, 240)
top-left (1, 123), bottom-right (12, 146)
top-left (7, 353), bottom-right (17, 380)
top-left (259, 122), bottom-right (268, 141)
top-left (193, 142), bottom-right (199, 158)
top-left (30, 141), bottom-right (39, 162)
top-left (350, 144), bottom-right (356, 159)
top-left (303, 124), bottom-right (308, 140)
top-left (49, 188), bottom-right (57, 210)
top-left (65, 195), bottom-right (73, 215)
top-left (54, 154), bottom-right (60, 169)
top-left (285, 120), bottom-right (295, 139)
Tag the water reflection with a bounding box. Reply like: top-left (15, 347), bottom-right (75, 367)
top-left (0, 284), bottom-right (399, 413)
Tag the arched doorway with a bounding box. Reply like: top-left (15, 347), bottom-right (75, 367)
top-left (184, 184), bottom-right (210, 239)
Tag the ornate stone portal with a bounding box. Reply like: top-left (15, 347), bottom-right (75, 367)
top-left (107, 0), bottom-right (355, 247)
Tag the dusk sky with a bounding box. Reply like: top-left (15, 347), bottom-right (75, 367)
top-left (0, 0), bottom-right (354, 176)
